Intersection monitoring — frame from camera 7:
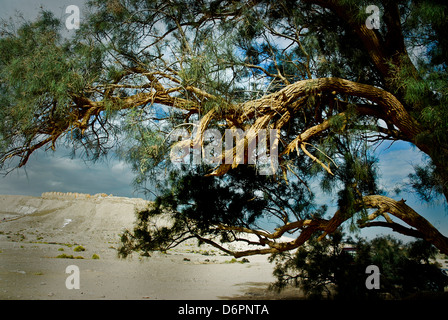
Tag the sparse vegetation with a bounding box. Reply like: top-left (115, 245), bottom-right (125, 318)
top-left (226, 258), bottom-right (250, 264)
top-left (55, 254), bottom-right (84, 259)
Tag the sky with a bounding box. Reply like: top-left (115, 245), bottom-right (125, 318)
top-left (0, 0), bottom-right (447, 241)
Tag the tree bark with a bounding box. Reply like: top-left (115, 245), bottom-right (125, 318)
top-left (361, 195), bottom-right (448, 255)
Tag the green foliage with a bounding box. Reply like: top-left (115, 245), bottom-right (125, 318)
top-left (409, 162), bottom-right (445, 203)
top-left (271, 231), bottom-right (448, 300)
top-left (0, 12), bottom-right (85, 108)
top-left (118, 164), bottom-right (322, 258)
top-left (0, 9), bottom-right (110, 167)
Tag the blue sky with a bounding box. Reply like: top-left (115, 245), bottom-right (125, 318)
top-left (1, 0), bottom-right (447, 242)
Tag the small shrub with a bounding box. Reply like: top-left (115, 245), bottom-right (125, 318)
top-left (226, 258), bottom-right (250, 264)
top-left (74, 245), bottom-right (85, 252)
top-left (92, 254), bottom-right (100, 259)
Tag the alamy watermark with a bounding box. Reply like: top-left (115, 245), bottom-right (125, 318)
top-left (365, 265), bottom-right (380, 290)
top-left (366, 5), bottom-right (380, 30)
top-left (65, 265), bottom-right (80, 289)
top-left (65, 5), bottom-right (80, 30)
top-left (169, 127), bottom-right (279, 175)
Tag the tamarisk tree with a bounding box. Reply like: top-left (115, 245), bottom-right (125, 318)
top-left (1, 0), bottom-right (448, 258)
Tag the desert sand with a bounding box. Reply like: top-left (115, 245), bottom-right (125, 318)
top-left (0, 193), bottom-right (301, 300)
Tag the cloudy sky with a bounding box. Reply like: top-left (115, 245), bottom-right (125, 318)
top-left (0, 1), bottom-right (447, 240)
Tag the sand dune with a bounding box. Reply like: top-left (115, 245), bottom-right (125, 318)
top-left (0, 193), bottom-right (300, 300)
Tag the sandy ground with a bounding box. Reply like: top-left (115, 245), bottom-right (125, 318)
top-left (0, 194), bottom-right (302, 300)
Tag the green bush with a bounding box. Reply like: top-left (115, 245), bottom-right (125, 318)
top-left (270, 231), bottom-right (448, 300)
